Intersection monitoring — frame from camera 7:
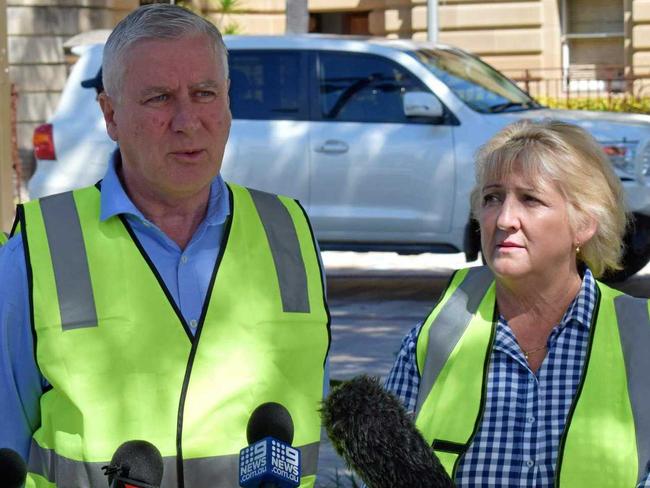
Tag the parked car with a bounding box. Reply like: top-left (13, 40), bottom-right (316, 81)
top-left (30, 34), bottom-right (650, 281)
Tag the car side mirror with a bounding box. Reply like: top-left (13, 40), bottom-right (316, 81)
top-left (403, 92), bottom-right (444, 119)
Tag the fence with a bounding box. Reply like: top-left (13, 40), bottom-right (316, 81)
top-left (501, 66), bottom-right (650, 111)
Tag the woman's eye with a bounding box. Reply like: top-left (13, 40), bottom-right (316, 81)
top-left (524, 194), bottom-right (542, 204)
top-left (482, 194), bottom-right (500, 205)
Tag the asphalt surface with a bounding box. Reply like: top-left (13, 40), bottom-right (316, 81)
top-left (314, 251), bottom-right (650, 486)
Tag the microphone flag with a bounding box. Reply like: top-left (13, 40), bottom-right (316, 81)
top-left (239, 436), bottom-right (301, 488)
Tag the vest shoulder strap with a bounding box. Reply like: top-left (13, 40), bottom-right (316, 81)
top-left (613, 291), bottom-right (650, 482)
top-left (416, 266), bottom-right (494, 413)
top-left (243, 185), bottom-right (311, 313)
top-left (24, 189), bottom-right (99, 330)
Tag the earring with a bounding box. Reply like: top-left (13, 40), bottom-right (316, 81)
top-left (575, 242), bottom-right (581, 254)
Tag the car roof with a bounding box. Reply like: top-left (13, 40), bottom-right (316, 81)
top-left (224, 34), bottom-right (450, 53)
top-left (64, 30), bottom-right (452, 55)
top-left (64, 29), bottom-right (111, 48)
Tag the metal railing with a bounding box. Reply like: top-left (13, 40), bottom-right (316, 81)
top-left (501, 65), bottom-right (650, 105)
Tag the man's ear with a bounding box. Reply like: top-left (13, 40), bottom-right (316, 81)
top-left (98, 93), bottom-right (119, 142)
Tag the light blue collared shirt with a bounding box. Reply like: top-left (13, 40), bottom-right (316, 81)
top-left (0, 154), bottom-right (233, 460)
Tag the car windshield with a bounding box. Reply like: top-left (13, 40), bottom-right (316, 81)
top-left (410, 48), bottom-right (542, 113)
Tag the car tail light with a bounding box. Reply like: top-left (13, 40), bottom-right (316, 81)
top-left (33, 123), bottom-right (56, 160)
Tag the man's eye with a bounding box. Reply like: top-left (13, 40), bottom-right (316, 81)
top-left (195, 90), bottom-right (216, 99)
top-left (147, 94), bottom-right (169, 103)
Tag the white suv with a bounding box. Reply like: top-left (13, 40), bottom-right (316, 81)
top-left (29, 35), bottom-right (650, 281)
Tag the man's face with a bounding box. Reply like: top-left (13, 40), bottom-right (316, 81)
top-left (100, 35), bottom-right (231, 202)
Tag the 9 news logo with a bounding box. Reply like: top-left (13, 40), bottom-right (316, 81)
top-left (239, 442), bottom-right (267, 482)
top-left (270, 439), bottom-right (300, 480)
top-left (239, 437), bottom-right (301, 487)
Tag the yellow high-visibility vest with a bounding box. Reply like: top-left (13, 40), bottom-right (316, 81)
top-left (415, 266), bottom-right (650, 487)
top-left (19, 183), bottom-right (330, 488)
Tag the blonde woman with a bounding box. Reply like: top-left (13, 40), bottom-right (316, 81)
top-left (387, 120), bottom-right (650, 487)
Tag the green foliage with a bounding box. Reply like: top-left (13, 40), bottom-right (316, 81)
top-left (536, 95), bottom-right (650, 114)
top-left (222, 20), bottom-right (242, 35)
top-left (215, 0), bottom-right (243, 35)
top-left (176, 0), bottom-right (244, 34)
top-left (218, 0), bottom-right (241, 11)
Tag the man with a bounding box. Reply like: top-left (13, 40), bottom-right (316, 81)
top-left (0, 5), bottom-right (330, 487)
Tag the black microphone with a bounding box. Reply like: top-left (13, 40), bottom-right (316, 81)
top-left (0, 447), bottom-right (27, 488)
top-left (239, 402), bottom-right (301, 488)
top-left (101, 440), bottom-right (163, 488)
top-left (321, 375), bottom-right (455, 488)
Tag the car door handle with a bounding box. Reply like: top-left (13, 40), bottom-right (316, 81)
top-left (314, 140), bottom-right (349, 154)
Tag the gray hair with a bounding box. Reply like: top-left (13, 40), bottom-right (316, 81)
top-left (471, 119), bottom-right (629, 278)
top-left (102, 3), bottom-right (228, 98)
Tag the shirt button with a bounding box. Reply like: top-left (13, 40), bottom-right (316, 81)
top-left (180, 255), bottom-right (188, 264)
top-left (526, 459), bottom-right (535, 468)
top-left (527, 416), bottom-right (535, 424)
top-left (190, 319), bottom-right (197, 328)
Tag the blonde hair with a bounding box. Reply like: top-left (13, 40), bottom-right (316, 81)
top-left (470, 119), bottom-right (628, 278)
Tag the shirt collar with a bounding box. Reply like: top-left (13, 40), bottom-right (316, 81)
top-left (557, 267), bottom-right (597, 331)
top-left (99, 150), bottom-right (230, 226)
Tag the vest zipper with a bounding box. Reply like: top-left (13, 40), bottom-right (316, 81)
top-left (175, 187), bottom-right (234, 488)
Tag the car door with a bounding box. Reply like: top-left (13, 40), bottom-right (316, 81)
top-left (221, 49), bottom-right (311, 202)
top-left (309, 50), bottom-right (456, 246)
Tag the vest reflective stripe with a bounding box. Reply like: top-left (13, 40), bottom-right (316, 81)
top-left (415, 267), bottom-right (649, 485)
top-left (614, 295), bottom-right (650, 482)
top-left (27, 439), bottom-right (320, 486)
top-left (248, 188), bottom-right (309, 313)
top-left (415, 266), bottom-right (494, 413)
top-left (39, 192), bottom-right (98, 330)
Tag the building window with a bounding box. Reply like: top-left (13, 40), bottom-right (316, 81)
top-left (561, 0), bottom-right (625, 92)
top-left (310, 12), bottom-right (370, 35)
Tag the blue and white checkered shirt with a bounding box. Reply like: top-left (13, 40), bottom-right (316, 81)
top-left (386, 268), bottom-right (650, 487)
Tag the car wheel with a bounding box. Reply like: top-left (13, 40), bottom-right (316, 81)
top-left (602, 214), bottom-right (650, 283)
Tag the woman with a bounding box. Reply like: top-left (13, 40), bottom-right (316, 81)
top-left (386, 120), bottom-right (650, 487)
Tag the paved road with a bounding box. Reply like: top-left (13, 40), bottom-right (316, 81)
top-left (314, 251), bottom-right (650, 486)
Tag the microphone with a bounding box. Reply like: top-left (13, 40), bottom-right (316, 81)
top-left (239, 402), bottom-right (301, 488)
top-left (0, 447), bottom-right (27, 488)
top-left (101, 440), bottom-right (164, 488)
top-left (321, 375), bottom-right (455, 488)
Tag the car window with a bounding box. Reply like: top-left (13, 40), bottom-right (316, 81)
top-left (411, 48), bottom-right (540, 113)
top-left (317, 51), bottom-right (433, 124)
top-left (229, 50), bottom-right (307, 120)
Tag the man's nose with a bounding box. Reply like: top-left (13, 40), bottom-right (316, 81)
top-left (171, 100), bottom-right (201, 134)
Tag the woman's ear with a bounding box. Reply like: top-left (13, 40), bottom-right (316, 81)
top-left (575, 215), bottom-right (598, 248)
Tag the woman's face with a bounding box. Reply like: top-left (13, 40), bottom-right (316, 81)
top-left (478, 170), bottom-right (583, 282)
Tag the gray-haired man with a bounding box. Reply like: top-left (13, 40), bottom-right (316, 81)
top-left (0, 4), bottom-right (329, 487)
